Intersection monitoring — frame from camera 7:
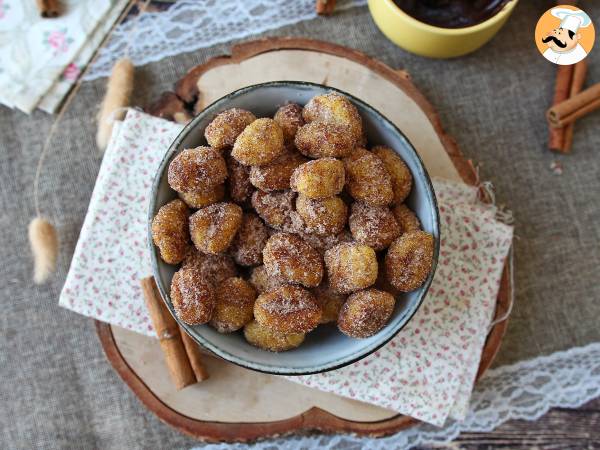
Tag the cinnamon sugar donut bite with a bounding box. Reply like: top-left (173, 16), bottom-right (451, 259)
top-left (168, 147), bottom-right (227, 193)
top-left (273, 103), bottom-right (305, 143)
top-left (349, 202), bottom-right (401, 251)
top-left (205, 108), bottom-right (257, 150)
top-left (227, 153), bottom-right (254, 204)
top-left (344, 148), bottom-right (394, 206)
top-left (189, 202), bottom-right (243, 254)
top-left (232, 118), bottom-right (285, 166)
top-left (263, 232), bottom-right (324, 288)
top-left (249, 265), bottom-right (287, 294)
top-left (178, 184), bottom-right (225, 209)
top-left (302, 92), bottom-right (363, 143)
top-left (312, 283), bottom-right (346, 324)
top-left (294, 121), bottom-right (355, 159)
top-left (291, 157), bottom-right (345, 199)
top-left (372, 145), bottom-right (412, 205)
top-left (243, 320), bottom-right (305, 352)
top-left (249, 151), bottom-right (308, 192)
top-left (324, 242), bottom-right (378, 294)
top-left (338, 289), bottom-right (395, 338)
top-left (182, 249), bottom-right (237, 286)
top-left (296, 194), bottom-right (347, 236)
top-left (392, 204), bottom-right (421, 234)
top-left (254, 285), bottom-right (322, 333)
top-left (229, 212), bottom-right (268, 266)
top-left (251, 190), bottom-right (299, 231)
top-left (170, 267), bottom-right (215, 325)
top-left (151, 199), bottom-right (190, 265)
top-left (210, 277), bottom-right (257, 333)
top-left (385, 231), bottom-right (434, 292)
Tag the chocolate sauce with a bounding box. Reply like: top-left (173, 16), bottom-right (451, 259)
top-left (392, 0), bottom-right (510, 29)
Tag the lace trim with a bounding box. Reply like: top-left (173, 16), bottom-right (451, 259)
top-left (192, 341), bottom-right (600, 449)
top-left (84, 0), bottom-right (368, 81)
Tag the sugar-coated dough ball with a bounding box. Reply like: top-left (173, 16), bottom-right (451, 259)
top-left (371, 145), bottom-right (412, 205)
top-left (392, 204), bottom-right (421, 234)
top-left (249, 151), bottom-right (308, 192)
top-left (349, 202), bottom-right (401, 251)
top-left (168, 147), bottom-right (227, 193)
top-left (291, 157), bottom-right (345, 199)
top-left (229, 212), bottom-right (268, 266)
top-left (151, 199), bottom-right (190, 265)
top-left (205, 108), bottom-right (257, 150)
top-left (189, 202), bottom-right (243, 254)
top-left (294, 121), bottom-right (355, 159)
top-left (210, 277), bottom-right (257, 333)
top-left (249, 265), bottom-right (287, 294)
top-left (312, 283), bottom-right (346, 324)
top-left (337, 288), bottom-right (395, 338)
top-left (385, 231), bottom-right (434, 292)
top-left (254, 285), bottom-right (321, 333)
top-left (273, 103), bottom-right (305, 143)
top-left (243, 320), bottom-right (305, 352)
top-left (251, 190), bottom-right (302, 231)
top-left (324, 242), bottom-right (378, 294)
top-left (298, 229), bottom-right (353, 256)
top-left (226, 153), bottom-right (254, 204)
top-left (178, 184), bottom-right (225, 209)
top-left (232, 118), bottom-right (285, 166)
top-left (182, 249), bottom-right (237, 286)
top-left (263, 232), bottom-right (324, 288)
top-left (296, 194), bottom-right (347, 236)
top-left (344, 148), bottom-right (393, 206)
top-left (170, 268), bottom-right (215, 325)
top-left (302, 92), bottom-right (363, 143)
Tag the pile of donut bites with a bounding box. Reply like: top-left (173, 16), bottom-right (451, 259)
top-left (151, 92), bottom-right (435, 353)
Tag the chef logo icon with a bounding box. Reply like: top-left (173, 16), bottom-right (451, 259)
top-left (535, 5), bottom-right (595, 65)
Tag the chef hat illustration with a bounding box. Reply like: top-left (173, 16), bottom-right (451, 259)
top-left (551, 7), bottom-right (592, 33)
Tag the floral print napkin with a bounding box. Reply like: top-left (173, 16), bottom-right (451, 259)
top-left (0, 0), bottom-right (110, 113)
top-left (59, 111), bottom-right (513, 427)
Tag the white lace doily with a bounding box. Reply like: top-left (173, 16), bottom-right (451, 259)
top-left (84, 0), bottom-right (367, 81)
top-left (192, 341), bottom-right (600, 449)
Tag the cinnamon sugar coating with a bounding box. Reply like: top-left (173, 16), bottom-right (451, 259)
top-left (168, 147), bottom-right (227, 193)
top-left (254, 285), bottom-right (322, 333)
top-left (249, 265), bottom-right (287, 294)
top-left (338, 288), bottom-right (395, 338)
top-left (232, 118), bottom-right (285, 166)
top-left (349, 202), bottom-right (401, 251)
top-left (205, 108), bottom-right (257, 150)
top-left (182, 248), bottom-right (237, 286)
top-left (210, 277), bottom-right (257, 333)
top-left (392, 204), bottom-right (421, 234)
top-left (226, 153), bottom-right (254, 204)
top-left (151, 199), bottom-right (190, 265)
top-left (170, 268), bottom-right (215, 325)
top-left (344, 148), bottom-right (394, 206)
top-left (385, 231), bottom-right (434, 292)
top-left (249, 151), bottom-right (308, 192)
top-left (243, 320), bottom-right (305, 352)
top-left (372, 145), bottom-right (412, 205)
top-left (296, 194), bottom-right (347, 236)
top-left (273, 103), bottom-right (305, 143)
top-left (189, 202), bottom-right (243, 254)
top-left (312, 282), bottom-right (346, 324)
top-left (229, 212), bottom-right (268, 266)
top-left (251, 190), bottom-right (301, 231)
top-left (302, 92), bottom-right (363, 143)
top-left (324, 242), bottom-right (378, 294)
top-left (294, 121), bottom-right (355, 159)
top-left (263, 232), bottom-right (324, 288)
top-left (178, 184), bottom-right (225, 209)
top-left (290, 157), bottom-right (345, 199)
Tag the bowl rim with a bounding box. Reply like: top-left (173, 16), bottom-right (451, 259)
top-left (148, 80), bottom-right (440, 376)
top-left (373, 0), bottom-right (519, 35)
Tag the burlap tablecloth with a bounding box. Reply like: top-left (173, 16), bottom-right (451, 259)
top-left (1, 1), bottom-right (599, 448)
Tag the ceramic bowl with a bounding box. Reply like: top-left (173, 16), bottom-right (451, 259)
top-left (368, 0), bottom-right (519, 58)
top-left (149, 81), bottom-right (440, 375)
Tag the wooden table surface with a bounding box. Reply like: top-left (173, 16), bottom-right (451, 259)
top-left (418, 398), bottom-right (600, 449)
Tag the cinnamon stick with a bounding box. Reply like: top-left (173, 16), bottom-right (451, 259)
top-left (547, 82), bottom-right (600, 128)
top-left (141, 277), bottom-right (196, 390)
top-left (36, 0), bottom-right (60, 18)
top-left (179, 326), bottom-right (210, 382)
top-left (562, 60), bottom-right (588, 153)
top-left (548, 64), bottom-right (574, 151)
top-left (316, 0), bottom-right (337, 15)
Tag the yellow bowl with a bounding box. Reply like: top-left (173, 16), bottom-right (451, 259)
top-left (368, 0), bottom-right (519, 58)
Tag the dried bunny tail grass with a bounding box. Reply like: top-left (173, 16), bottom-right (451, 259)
top-left (96, 58), bottom-right (134, 151)
top-left (28, 217), bottom-right (58, 284)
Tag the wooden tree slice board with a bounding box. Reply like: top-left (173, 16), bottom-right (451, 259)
top-left (97, 38), bottom-right (511, 443)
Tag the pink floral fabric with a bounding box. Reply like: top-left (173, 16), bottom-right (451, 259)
top-left (59, 111), bottom-right (513, 427)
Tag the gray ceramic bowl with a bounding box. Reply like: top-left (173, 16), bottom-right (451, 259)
top-left (149, 81), bottom-right (439, 375)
